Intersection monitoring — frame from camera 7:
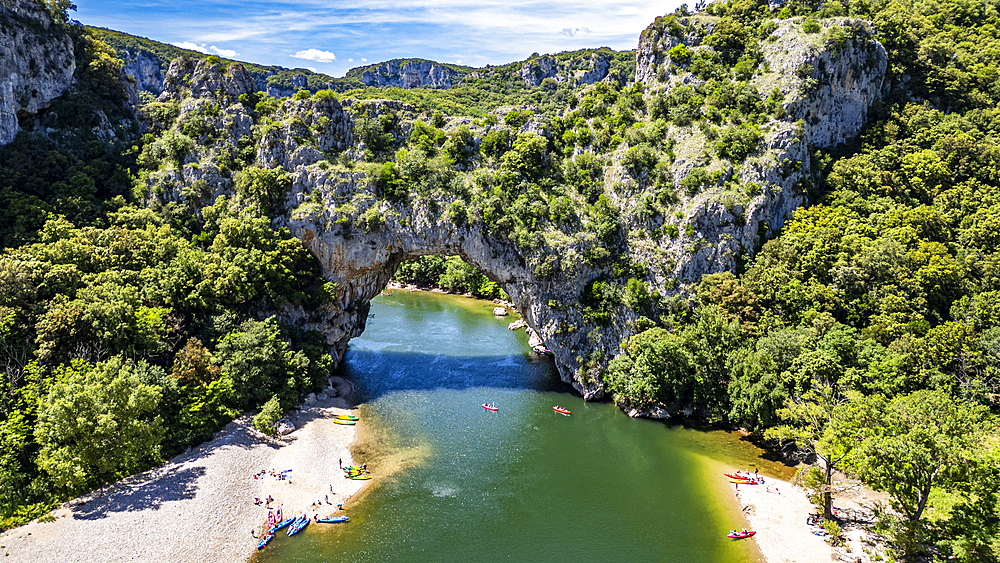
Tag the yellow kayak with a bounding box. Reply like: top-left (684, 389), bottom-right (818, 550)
top-left (334, 419), bottom-right (356, 425)
top-left (336, 414), bottom-right (359, 421)
top-left (349, 474), bottom-right (371, 480)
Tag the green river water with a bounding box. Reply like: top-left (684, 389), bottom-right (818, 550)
top-left (252, 290), bottom-right (795, 563)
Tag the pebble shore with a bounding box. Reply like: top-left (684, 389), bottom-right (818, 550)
top-left (0, 377), bottom-right (365, 563)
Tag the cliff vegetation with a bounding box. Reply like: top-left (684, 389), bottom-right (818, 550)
top-left (1, 0), bottom-right (1000, 557)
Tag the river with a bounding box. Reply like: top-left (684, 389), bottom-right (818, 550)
top-left (252, 290), bottom-right (793, 562)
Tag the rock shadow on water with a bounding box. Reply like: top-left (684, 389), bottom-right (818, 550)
top-left (340, 349), bottom-right (567, 402)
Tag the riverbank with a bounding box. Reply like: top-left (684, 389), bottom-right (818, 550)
top-left (0, 377), bottom-right (368, 563)
top-left (736, 473), bottom-right (880, 563)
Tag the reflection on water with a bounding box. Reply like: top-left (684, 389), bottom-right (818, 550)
top-left (253, 290), bottom-right (776, 563)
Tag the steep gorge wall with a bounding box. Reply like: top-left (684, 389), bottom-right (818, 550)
top-left (146, 17), bottom-right (887, 406)
top-left (627, 16), bottom-right (886, 286)
top-left (0, 0), bottom-right (75, 145)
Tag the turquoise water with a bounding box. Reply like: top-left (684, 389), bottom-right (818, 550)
top-left (252, 290), bottom-right (783, 563)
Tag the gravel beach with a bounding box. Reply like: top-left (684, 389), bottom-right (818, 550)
top-left (0, 377), bottom-right (368, 563)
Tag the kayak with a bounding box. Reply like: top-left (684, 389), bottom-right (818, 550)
top-left (287, 515), bottom-right (310, 536)
top-left (553, 406), bottom-right (571, 415)
top-left (728, 530), bottom-right (756, 539)
top-left (729, 478), bottom-right (762, 484)
top-left (257, 531), bottom-right (275, 550)
top-left (316, 515), bottom-right (350, 523)
top-left (350, 473), bottom-right (372, 480)
top-left (482, 403), bottom-right (499, 411)
top-left (336, 414), bottom-right (359, 421)
top-left (272, 516), bottom-right (296, 531)
top-left (334, 419), bottom-right (356, 425)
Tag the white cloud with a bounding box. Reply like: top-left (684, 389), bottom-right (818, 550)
top-left (348, 58), bottom-right (354, 62)
top-left (172, 41), bottom-right (212, 54)
top-left (456, 60), bottom-right (462, 64)
top-left (559, 27), bottom-right (593, 37)
top-left (291, 48), bottom-right (337, 63)
top-left (171, 41), bottom-right (239, 57)
top-left (209, 45), bottom-right (239, 57)
top-left (307, 67), bottom-right (318, 72)
top-left (361, 58), bottom-right (367, 62)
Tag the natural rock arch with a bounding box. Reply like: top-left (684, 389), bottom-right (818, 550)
top-left (284, 201), bottom-right (616, 399)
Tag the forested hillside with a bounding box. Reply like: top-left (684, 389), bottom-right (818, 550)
top-left (2, 0), bottom-right (1000, 558)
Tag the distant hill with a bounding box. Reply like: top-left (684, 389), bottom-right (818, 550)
top-left (88, 26), bottom-right (635, 108)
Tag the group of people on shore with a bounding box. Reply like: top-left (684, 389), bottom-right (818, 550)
top-left (252, 468), bottom-right (292, 481)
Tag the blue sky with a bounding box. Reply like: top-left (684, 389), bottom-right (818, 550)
top-left (74, 0), bottom-right (684, 77)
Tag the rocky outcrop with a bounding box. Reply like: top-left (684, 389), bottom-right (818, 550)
top-left (519, 52), bottom-right (612, 87)
top-left (628, 16), bottom-right (887, 282)
top-left (0, 0), bottom-right (75, 145)
top-left (157, 57), bottom-right (257, 103)
top-left (360, 60), bottom-right (457, 89)
top-left (120, 49), bottom-right (165, 94)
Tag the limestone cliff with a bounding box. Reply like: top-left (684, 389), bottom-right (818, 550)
top-left (140, 15), bottom-right (887, 406)
top-left (627, 16), bottom-right (886, 284)
top-left (360, 60), bottom-right (458, 89)
top-left (0, 0), bottom-right (75, 145)
top-left (518, 52), bottom-right (611, 87)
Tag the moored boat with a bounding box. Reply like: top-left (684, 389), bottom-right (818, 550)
top-left (552, 406), bottom-right (571, 415)
top-left (316, 515), bottom-right (350, 523)
top-left (481, 403), bottom-right (499, 411)
top-left (272, 516), bottom-right (295, 531)
top-left (727, 530), bottom-right (756, 539)
top-left (257, 531), bottom-right (275, 549)
top-left (287, 515), bottom-right (310, 536)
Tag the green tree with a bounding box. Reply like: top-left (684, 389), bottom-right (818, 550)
top-left (35, 357), bottom-right (164, 493)
top-left (844, 390), bottom-right (993, 556)
top-left (765, 378), bottom-right (860, 519)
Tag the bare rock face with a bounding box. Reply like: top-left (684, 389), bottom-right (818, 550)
top-left (120, 49), bottom-right (165, 95)
top-left (0, 0), bottom-right (75, 145)
top-left (360, 60), bottom-right (457, 89)
top-left (158, 57), bottom-right (257, 103)
top-left (519, 52), bottom-right (612, 87)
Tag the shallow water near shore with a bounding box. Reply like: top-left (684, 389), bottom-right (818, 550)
top-left (252, 290), bottom-right (790, 562)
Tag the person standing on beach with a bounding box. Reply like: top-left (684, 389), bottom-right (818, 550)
top-left (339, 458), bottom-right (342, 469)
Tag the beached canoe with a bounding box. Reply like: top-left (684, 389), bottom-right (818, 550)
top-left (728, 478), bottom-right (762, 484)
top-left (336, 414), bottom-right (359, 421)
top-left (552, 406), bottom-right (571, 415)
top-left (272, 516), bottom-right (296, 531)
top-left (349, 473), bottom-right (371, 480)
top-left (257, 531), bottom-right (275, 549)
top-left (316, 515), bottom-right (350, 523)
top-left (481, 403), bottom-right (499, 411)
top-left (287, 515), bottom-right (309, 536)
top-left (727, 530), bottom-right (756, 539)
top-left (334, 419), bottom-right (356, 425)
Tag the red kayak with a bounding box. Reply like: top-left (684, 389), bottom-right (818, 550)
top-left (482, 403), bottom-right (499, 411)
top-left (728, 530), bottom-right (756, 539)
top-left (553, 406), bottom-right (571, 415)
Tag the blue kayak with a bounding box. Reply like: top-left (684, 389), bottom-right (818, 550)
top-left (272, 516), bottom-right (296, 531)
top-left (316, 515), bottom-right (349, 523)
top-left (287, 515), bottom-right (310, 536)
top-left (257, 532), bottom-right (274, 550)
